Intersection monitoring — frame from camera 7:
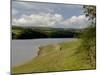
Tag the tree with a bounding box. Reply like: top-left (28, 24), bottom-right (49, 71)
top-left (16, 29), bottom-right (48, 39)
top-left (83, 5), bottom-right (96, 24)
top-left (79, 5), bottom-right (96, 67)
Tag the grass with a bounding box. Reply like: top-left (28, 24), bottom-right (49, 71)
top-left (12, 39), bottom-right (95, 74)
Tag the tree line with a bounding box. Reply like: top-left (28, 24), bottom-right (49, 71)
top-left (12, 26), bottom-right (81, 39)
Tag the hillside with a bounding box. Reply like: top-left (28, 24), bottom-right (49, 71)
top-left (12, 26), bottom-right (82, 39)
top-left (12, 39), bottom-right (95, 74)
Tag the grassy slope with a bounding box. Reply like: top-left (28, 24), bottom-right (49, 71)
top-left (12, 40), bottom-right (95, 74)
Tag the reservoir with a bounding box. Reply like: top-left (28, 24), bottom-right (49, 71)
top-left (11, 38), bottom-right (75, 66)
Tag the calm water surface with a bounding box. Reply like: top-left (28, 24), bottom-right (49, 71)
top-left (11, 38), bottom-right (76, 66)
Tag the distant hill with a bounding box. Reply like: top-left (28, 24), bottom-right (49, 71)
top-left (12, 26), bottom-right (84, 39)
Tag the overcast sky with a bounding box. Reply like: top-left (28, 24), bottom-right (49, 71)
top-left (12, 1), bottom-right (90, 29)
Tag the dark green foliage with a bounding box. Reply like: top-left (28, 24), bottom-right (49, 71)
top-left (77, 5), bottom-right (96, 67)
top-left (79, 25), bottom-right (96, 67)
top-left (83, 5), bottom-right (96, 21)
top-left (16, 29), bottom-right (48, 39)
top-left (12, 32), bottom-right (16, 39)
top-left (51, 30), bottom-right (76, 38)
top-left (12, 26), bottom-right (81, 39)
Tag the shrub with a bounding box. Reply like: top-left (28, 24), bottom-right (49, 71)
top-left (79, 25), bottom-right (96, 67)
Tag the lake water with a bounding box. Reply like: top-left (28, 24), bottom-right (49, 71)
top-left (11, 38), bottom-right (75, 66)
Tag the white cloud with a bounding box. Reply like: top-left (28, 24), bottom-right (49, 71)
top-left (61, 15), bottom-right (89, 28)
top-left (12, 13), bottom-right (89, 28)
top-left (12, 13), bottom-right (64, 27)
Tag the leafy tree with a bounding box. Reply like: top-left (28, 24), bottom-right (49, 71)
top-left (83, 5), bottom-right (96, 24)
top-left (79, 5), bottom-right (96, 67)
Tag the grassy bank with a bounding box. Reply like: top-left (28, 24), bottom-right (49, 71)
top-left (12, 39), bottom-right (95, 74)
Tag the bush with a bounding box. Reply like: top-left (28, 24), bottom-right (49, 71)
top-left (79, 25), bottom-right (96, 67)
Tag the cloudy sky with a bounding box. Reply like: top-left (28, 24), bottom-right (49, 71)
top-left (12, 1), bottom-right (90, 29)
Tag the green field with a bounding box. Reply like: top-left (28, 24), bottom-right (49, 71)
top-left (12, 39), bottom-right (95, 74)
